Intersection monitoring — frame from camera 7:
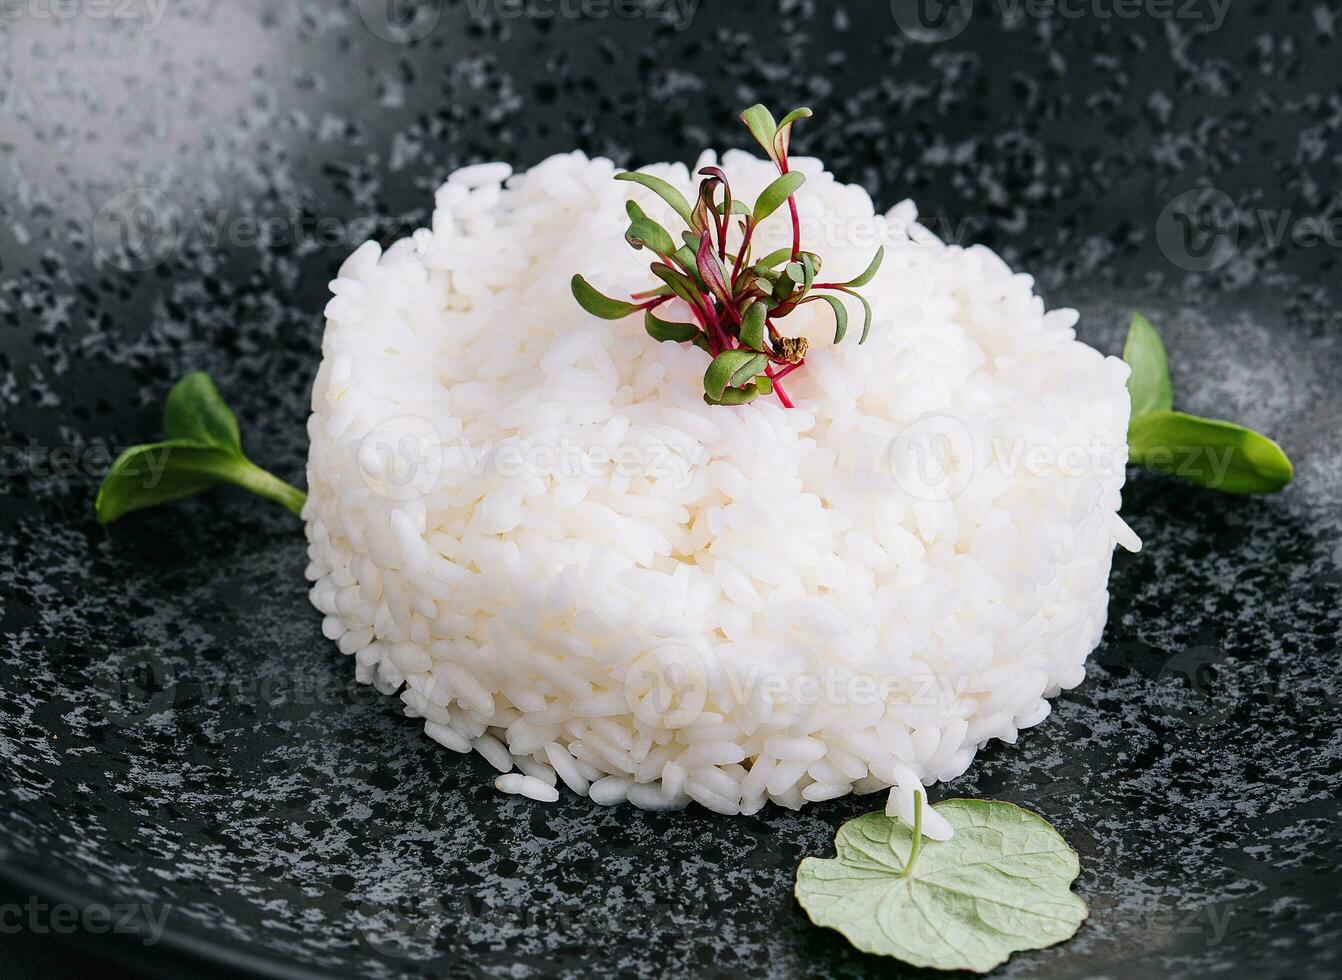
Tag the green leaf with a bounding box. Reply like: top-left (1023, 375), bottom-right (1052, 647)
top-left (163, 371), bottom-right (241, 452)
top-left (650, 263), bottom-right (702, 309)
top-left (753, 171), bottom-right (807, 223)
top-left (754, 247), bottom-right (793, 270)
top-left (837, 246), bottom-right (885, 289)
top-left (644, 310), bottom-right (700, 344)
top-left (740, 302), bottom-right (768, 351)
top-left (739, 104), bottom-right (779, 160)
top-left (795, 798), bottom-right (1088, 973)
top-left (614, 171), bottom-right (695, 228)
top-left (669, 247), bottom-right (697, 279)
top-left (1123, 312), bottom-right (1174, 418)
top-left (715, 199), bottom-right (751, 216)
top-left (625, 215), bottom-right (676, 256)
top-left (705, 349), bottom-right (768, 401)
top-left (681, 232), bottom-right (716, 286)
top-left (97, 441), bottom-right (235, 524)
top-left (571, 274), bottom-right (641, 320)
top-left (772, 106), bottom-right (813, 160)
top-left (755, 374), bottom-right (773, 396)
top-left (705, 387), bottom-right (760, 406)
top-left (846, 288), bottom-right (874, 344)
top-left (1128, 410), bottom-right (1293, 494)
top-left (95, 374), bottom-right (307, 524)
top-left (695, 232), bottom-right (734, 309)
top-left (804, 293), bottom-right (848, 343)
top-left (776, 107), bottom-right (813, 131)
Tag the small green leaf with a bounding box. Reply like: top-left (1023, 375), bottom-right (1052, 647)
top-left (695, 232), bottom-right (734, 309)
top-left (1123, 312), bottom-right (1174, 418)
top-left (644, 310), bottom-right (700, 344)
top-left (753, 171), bottom-right (807, 223)
top-left (163, 371), bottom-right (241, 452)
top-left (705, 384), bottom-right (761, 406)
top-left (614, 171), bottom-right (695, 228)
top-left (795, 798), bottom-right (1088, 973)
top-left (805, 293), bottom-right (848, 343)
top-left (772, 106), bottom-right (813, 160)
top-left (97, 441), bottom-right (237, 524)
top-left (671, 230), bottom-right (703, 272)
top-left (1128, 410), bottom-right (1293, 494)
top-left (650, 263), bottom-right (702, 308)
top-left (670, 243), bottom-right (701, 279)
top-left (775, 107), bottom-right (813, 131)
top-left (848, 289), bottom-right (874, 344)
top-left (740, 302), bottom-right (768, 351)
top-left (739, 104), bottom-right (779, 160)
top-left (836, 246), bottom-right (885, 289)
top-left (705, 349), bottom-right (767, 401)
top-left (571, 274), bottom-right (641, 320)
top-left (625, 215), bottom-right (676, 256)
top-left (754, 247), bottom-right (793, 270)
top-left (96, 374), bottom-right (307, 524)
top-left (715, 199), bottom-right (751, 216)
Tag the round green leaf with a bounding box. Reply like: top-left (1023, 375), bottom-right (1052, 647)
top-left (795, 800), bottom-right (1088, 974)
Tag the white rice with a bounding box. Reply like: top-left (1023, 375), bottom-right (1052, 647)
top-left (304, 147), bottom-right (1141, 821)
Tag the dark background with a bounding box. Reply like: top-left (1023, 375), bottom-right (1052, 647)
top-left (1, 1), bottom-right (1340, 977)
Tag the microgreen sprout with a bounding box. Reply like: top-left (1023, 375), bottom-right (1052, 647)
top-left (571, 105), bottom-right (885, 408)
top-left (1124, 313), bottom-right (1293, 494)
top-left (95, 372), bottom-right (306, 524)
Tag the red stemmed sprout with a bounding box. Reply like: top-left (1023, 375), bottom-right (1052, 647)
top-left (571, 105), bottom-right (884, 408)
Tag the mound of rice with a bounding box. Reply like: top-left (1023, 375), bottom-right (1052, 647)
top-left (304, 148), bottom-right (1140, 830)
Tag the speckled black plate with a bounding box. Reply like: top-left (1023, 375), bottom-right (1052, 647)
top-left (2, 3), bottom-right (1341, 978)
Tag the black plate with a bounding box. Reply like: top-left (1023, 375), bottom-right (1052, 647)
top-left (2, 3), bottom-right (1340, 977)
